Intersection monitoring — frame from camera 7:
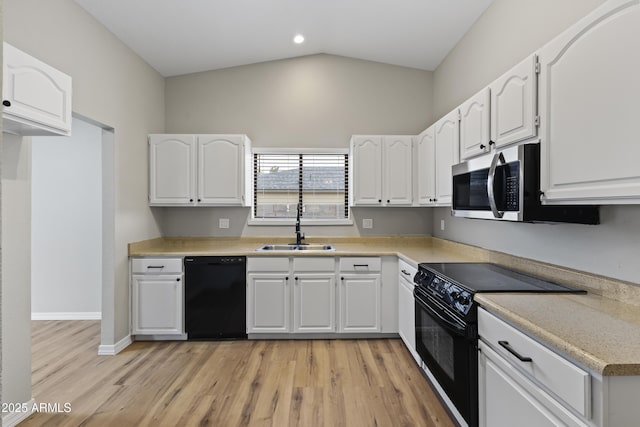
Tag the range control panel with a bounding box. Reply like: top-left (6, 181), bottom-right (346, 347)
top-left (414, 269), bottom-right (473, 316)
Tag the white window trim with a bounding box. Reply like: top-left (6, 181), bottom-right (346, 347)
top-left (253, 147), bottom-right (349, 155)
top-left (247, 218), bottom-right (354, 226)
top-left (250, 148), bottom-right (350, 226)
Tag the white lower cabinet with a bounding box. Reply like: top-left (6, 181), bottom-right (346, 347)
top-left (293, 273), bottom-right (335, 333)
top-left (478, 308), bottom-right (590, 427)
top-left (478, 307), bottom-right (640, 427)
top-left (398, 259), bottom-right (419, 363)
top-left (338, 257), bottom-right (382, 332)
top-left (247, 273), bottom-right (290, 333)
top-left (479, 340), bottom-right (587, 427)
top-left (247, 256), bottom-right (384, 336)
top-left (247, 257), bottom-right (291, 333)
top-left (339, 274), bottom-right (381, 332)
top-left (131, 257), bottom-right (184, 336)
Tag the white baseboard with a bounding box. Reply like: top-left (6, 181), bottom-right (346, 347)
top-left (31, 312), bottom-right (102, 320)
top-left (2, 398), bottom-right (35, 427)
top-left (98, 335), bottom-right (132, 355)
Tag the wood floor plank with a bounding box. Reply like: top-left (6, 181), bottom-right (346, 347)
top-left (23, 321), bottom-right (456, 427)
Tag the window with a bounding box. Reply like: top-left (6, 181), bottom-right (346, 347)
top-left (253, 152), bottom-right (349, 221)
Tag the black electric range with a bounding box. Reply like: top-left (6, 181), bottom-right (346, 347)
top-left (412, 263), bottom-right (585, 427)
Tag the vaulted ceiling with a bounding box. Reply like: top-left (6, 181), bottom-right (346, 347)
top-left (75, 0), bottom-right (494, 77)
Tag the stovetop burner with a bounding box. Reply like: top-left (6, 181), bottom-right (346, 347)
top-left (418, 263), bottom-right (584, 293)
top-left (413, 263), bottom-right (585, 319)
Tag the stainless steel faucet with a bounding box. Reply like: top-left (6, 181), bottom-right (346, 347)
top-left (295, 203), bottom-right (305, 246)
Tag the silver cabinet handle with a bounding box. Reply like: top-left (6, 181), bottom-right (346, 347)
top-left (487, 152), bottom-right (506, 219)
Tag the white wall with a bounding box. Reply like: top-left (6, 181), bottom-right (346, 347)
top-left (1, 133), bottom-right (32, 408)
top-left (431, 0), bottom-right (640, 285)
top-left (4, 0), bottom-right (166, 358)
top-left (161, 54), bottom-right (434, 237)
top-left (157, 207), bottom-right (433, 238)
top-left (1, 0), bottom-right (5, 409)
top-left (31, 118), bottom-right (102, 319)
top-left (433, 0), bottom-right (606, 119)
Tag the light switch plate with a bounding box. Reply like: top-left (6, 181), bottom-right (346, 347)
top-left (363, 218), bottom-right (373, 229)
top-left (219, 218), bottom-right (230, 229)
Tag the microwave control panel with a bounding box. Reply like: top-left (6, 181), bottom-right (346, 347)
top-left (505, 174), bottom-right (519, 211)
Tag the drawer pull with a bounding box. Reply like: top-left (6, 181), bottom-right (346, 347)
top-left (353, 264), bottom-right (369, 268)
top-left (498, 340), bottom-right (533, 363)
top-left (401, 269), bottom-right (411, 276)
top-left (146, 265), bottom-right (165, 269)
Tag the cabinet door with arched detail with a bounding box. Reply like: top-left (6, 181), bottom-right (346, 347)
top-left (490, 55), bottom-right (538, 149)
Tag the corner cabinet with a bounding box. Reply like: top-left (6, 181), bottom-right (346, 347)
top-left (350, 135), bottom-right (413, 206)
top-left (433, 110), bottom-right (460, 206)
top-left (149, 134), bottom-right (252, 206)
top-left (538, 0), bottom-right (640, 204)
top-left (2, 42), bottom-right (72, 136)
top-left (415, 111), bottom-right (459, 207)
top-left (415, 126), bottom-right (436, 205)
top-left (149, 135), bottom-right (197, 205)
top-left (131, 258), bottom-right (184, 336)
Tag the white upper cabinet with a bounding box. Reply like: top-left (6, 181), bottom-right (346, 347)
top-left (351, 135), bottom-right (413, 206)
top-left (350, 135), bottom-right (383, 205)
top-left (416, 126), bottom-right (436, 205)
top-left (434, 110), bottom-right (460, 205)
top-left (538, 0), bottom-right (640, 204)
top-left (2, 42), bottom-right (72, 136)
top-left (149, 135), bottom-right (197, 205)
top-left (197, 135), bottom-right (249, 205)
top-left (383, 135), bottom-right (413, 205)
top-left (490, 54), bottom-right (538, 149)
top-left (460, 87), bottom-right (491, 160)
top-left (149, 134), bottom-right (252, 206)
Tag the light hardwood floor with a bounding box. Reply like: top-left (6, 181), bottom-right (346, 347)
top-left (23, 321), bottom-right (455, 426)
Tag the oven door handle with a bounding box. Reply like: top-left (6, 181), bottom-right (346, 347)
top-left (415, 292), bottom-right (466, 336)
top-left (487, 151), bottom-right (506, 219)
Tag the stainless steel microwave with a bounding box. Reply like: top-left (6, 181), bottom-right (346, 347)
top-left (451, 143), bottom-right (599, 224)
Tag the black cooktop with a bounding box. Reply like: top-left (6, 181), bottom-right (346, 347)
top-left (418, 263), bottom-right (585, 294)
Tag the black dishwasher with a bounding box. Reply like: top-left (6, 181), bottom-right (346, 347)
top-left (184, 256), bottom-right (247, 340)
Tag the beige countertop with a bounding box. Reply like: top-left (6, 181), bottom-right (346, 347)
top-left (129, 236), bottom-right (640, 376)
top-left (476, 293), bottom-right (640, 376)
top-left (128, 236), bottom-right (482, 266)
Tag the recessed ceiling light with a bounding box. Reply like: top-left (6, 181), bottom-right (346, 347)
top-left (293, 34), bottom-right (305, 44)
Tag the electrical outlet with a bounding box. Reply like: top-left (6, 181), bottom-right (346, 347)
top-left (219, 218), bottom-right (230, 229)
top-left (440, 219), bottom-right (445, 231)
top-left (363, 218), bottom-right (373, 229)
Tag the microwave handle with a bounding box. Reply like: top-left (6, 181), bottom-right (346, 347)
top-left (487, 152), bottom-right (506, 219)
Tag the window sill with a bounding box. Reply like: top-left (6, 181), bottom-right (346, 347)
top-left (247, 219), bottom-right (353, 226)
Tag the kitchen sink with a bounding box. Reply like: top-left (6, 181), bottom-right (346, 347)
top-left (256, 244), bottom-right (335, 251)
